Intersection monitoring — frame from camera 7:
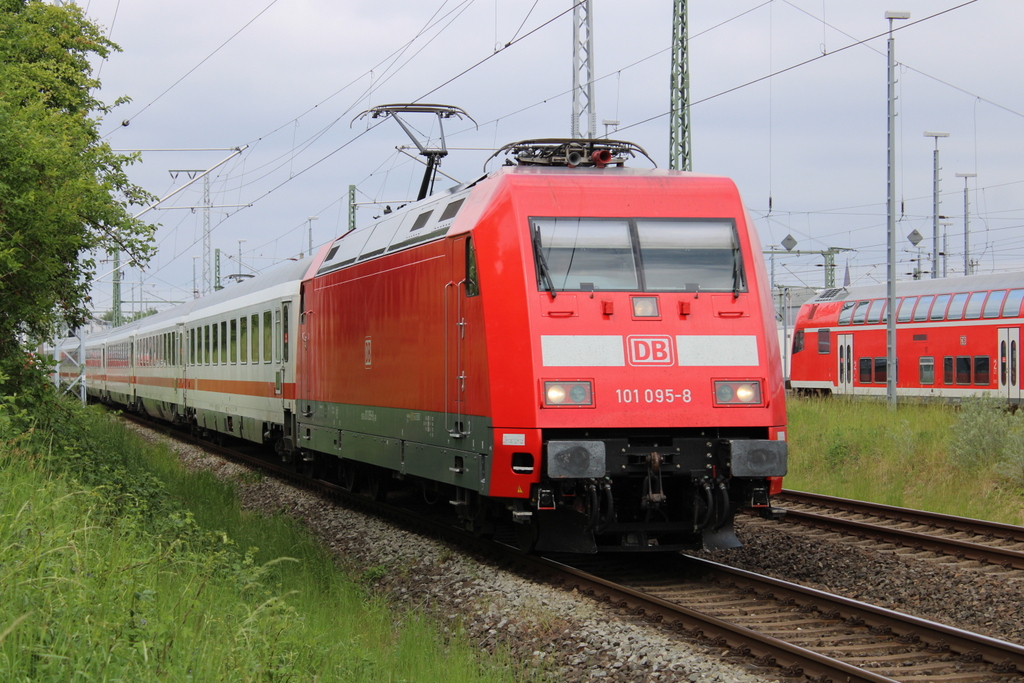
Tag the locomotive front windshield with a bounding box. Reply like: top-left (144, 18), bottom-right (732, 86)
top-left (531, 217), bottom-right (745, 294)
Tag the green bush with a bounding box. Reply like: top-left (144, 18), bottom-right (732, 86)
top-left (949, 398), bottom-right (1013, 468)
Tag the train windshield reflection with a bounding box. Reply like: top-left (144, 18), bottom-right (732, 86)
top-left (530, 217), bottom-right (743, 294)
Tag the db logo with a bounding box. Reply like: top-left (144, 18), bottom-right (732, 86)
top-left (627, 335), bottom-right (675, 366)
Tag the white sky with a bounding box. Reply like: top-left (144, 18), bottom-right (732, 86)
top-left (77, 0), bottom-right (1024, 312)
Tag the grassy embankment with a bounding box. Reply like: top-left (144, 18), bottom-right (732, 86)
top-left (0, 397), bottom-right (525, 682)
top-left (785, 395), bottom-right (1024, 525)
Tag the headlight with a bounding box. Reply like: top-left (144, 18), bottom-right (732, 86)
top-left (543, 381), bottom-right (593, 407)
top-left (714, 380), bottom-right (762, 405)
top-left (631, 296), bottom-right (660, 317)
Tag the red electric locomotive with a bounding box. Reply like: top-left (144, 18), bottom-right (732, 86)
top-left (65, 127), bottom-right (788, 553)
top-left (789, 272), bottom-right (1024, 402)
top-left (295, 136), bottom-right (787, 552)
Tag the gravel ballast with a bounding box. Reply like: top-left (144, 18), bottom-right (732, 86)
top-left (129, 424), bottom-right (772, 683)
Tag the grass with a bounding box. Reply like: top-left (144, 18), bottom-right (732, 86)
top-left (0, 397), bottom-right (527, 682)
top-left (785, 395), bottom-right (1024, 525)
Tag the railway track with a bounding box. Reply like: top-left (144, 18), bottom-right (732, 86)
top-left (120, 414), bottom-right (1024, 683)
top-left (767, 490), bottom-right (1024, 571)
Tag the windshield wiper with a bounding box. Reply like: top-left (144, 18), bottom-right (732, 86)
top-left (532, 225), bottom-right (557, 298)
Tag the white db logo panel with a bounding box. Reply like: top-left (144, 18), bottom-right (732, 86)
top-left (627, 335), bottom-right (675, 366)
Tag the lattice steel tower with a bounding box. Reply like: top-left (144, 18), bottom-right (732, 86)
top-left (669, 0), bottom-right (691, 171)
top-left (571, 0), bottom-right (596, 139)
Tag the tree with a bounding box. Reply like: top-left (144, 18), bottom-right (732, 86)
top-left (0, 0), bottom-right (155, 393)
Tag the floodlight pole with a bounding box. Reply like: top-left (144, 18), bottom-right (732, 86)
top-left (886, 10), bottom-right (910, 409)
top-left (924, 132), bottom-right (949, 279)
top-left (956, 172), bottom-right (977, 275)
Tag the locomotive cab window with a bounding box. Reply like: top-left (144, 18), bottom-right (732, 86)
top-left (530, 217), bottom-right (743, 294)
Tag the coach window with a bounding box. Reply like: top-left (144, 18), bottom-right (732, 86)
top-left (204, 325), bottom-right (211, 365)
top-left (943, 357), bottom-right (954, 385)
top-left (852, 300), bottom-right (870, 324)
top-left (263, 311), bottom-right (273, 363)
top-left (282, 303), bottom-right (290, 363)
top-left (955, 356), bottom-right (972, 385)
top-left (212, 324), bottom-right (219, 364)
top-left (189, 329), bottom-right (195, 365)
top-left (866, 299), bottom-right (885, 324)
top-left (974, 357), bottom-right (991, 385)
top-left (946, 292), bottom-right (969, 320)
top-left (896, 297), bottom-right (917, 323)
top-left (230, 319), bottom-right (238, 364)
top-left (983, 290), bottom-right (1007, 318)
top-left (920, 357), bottom-right (935, 384)
top-left (252, 314), bottom-right (260, 363)
top-left (930, 294), bottom-right (951, 320)
top-left (817, 329), bottom-right (831, 354)
top-left (838, 301), bottom-right (855, 325)
top-left (874, 357), bottom-right (888, 384)
top-left (220, 321), bottom-right (228, 364)
top-left (858, 358), bottom-right (873, 383)
top-left (964, 291), bottom-right (987, 320)
top-left (274, 309), bottom-right (282, 363)
top-left (912, 295), bottom-right (934, 322)
top-left (240, 317), bottom-right (248, 364)
top-left (1002, 289), bottom-right (1024, 317)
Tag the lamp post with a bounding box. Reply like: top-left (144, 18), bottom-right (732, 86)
top-left (237, 239), bottom-right (246, 276)
top-left (955, 172), bottom-right (977, 275)
top-left (307, 216), bottom-right (319, 259)
top-left (886, 10), bottom-right (910, 409)
top-left (924, 132), bottom-right (949, 279)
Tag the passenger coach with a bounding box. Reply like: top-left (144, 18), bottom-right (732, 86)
top-left (790, 272), bottom-right (1024, 402)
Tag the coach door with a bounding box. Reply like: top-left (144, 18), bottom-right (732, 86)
top-left (998, 327), bottom-right (1021, 403)
top-left (445, 236), bottom-right (470, 439)
top-left (837, 333), bottom-right (854, 395)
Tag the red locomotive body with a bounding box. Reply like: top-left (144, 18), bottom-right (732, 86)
top-left (790, 273), bottom-right (1024, 402)
top-left (298, 159), bottom-right (787, 551)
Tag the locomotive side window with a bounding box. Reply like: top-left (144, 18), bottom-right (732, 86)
top-left (930, 294), bottom-right (951, 320)
top-left (635, 219), bottom-right (743, 293)
top-left (465, 237), bottom-right (480, 297)
top-left (817, 329), bottom-right (831, 354)
top-left (532, 218), bottom-right (638, 291)
top-left (946, 292), bottom-right (969, 320)
top-left (896, 297), bottom-right (916, 323)
top-left (859, 357), bottom-right (872, 383)
top-left (1003, 289), bottom-right (1024, 317)
top-left (983, 290), bottom-right (1007, 318)
top-left (943, 357), bottom-right (954, 385)
top-left (964, 291), bottom-right (987, 319)
top-left (956, 356), bottom-right (972, 385)
top-left (974, 357), bottom-right (991, 385)
top-left (838, 301), bottom-right (855, 325)
top-left (852, 300), bottom-right (870, 324)
top-left (920, 357), bottom-right (935, 384)
top-left (912, 295), bottom-right (934, 322)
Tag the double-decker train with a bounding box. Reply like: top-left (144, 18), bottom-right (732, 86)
top-left (789, 272), bottom-right (1024, 402)
top-left (57, 136), bottom-right (788, 553)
